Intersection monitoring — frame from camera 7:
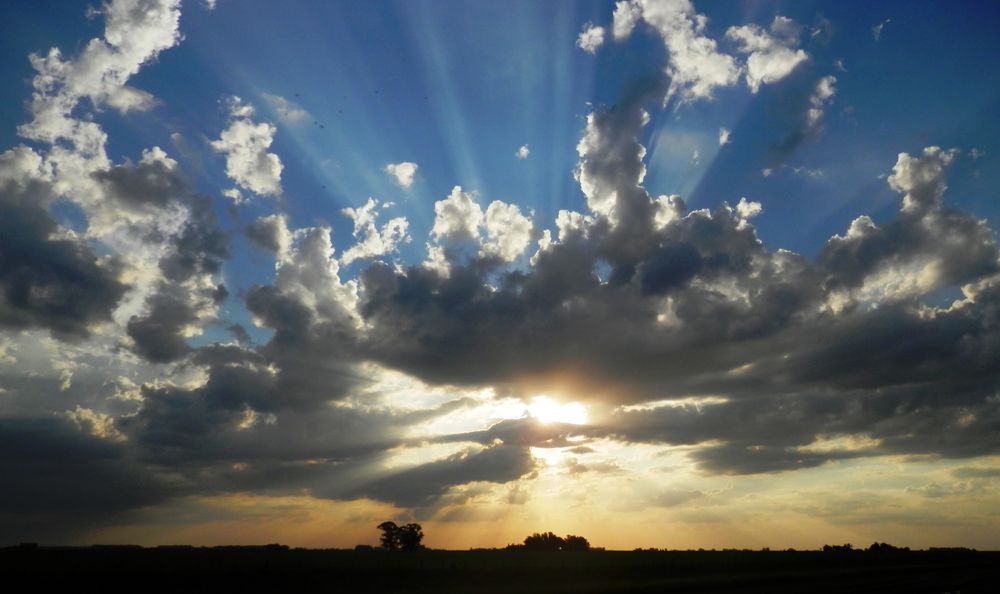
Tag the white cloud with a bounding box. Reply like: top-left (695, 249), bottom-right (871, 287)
top-left (273, 225), bottom-right (359, 324)
top-left (482, 201), bottom-right (533, 262)
top-left (384, 161), bottom-right (418, 189)
top-left (210, 96), bottom-right (283, 197)
top-left (612, 0), bottom-right (642, 40)
top-left (222, 188), bottom-right (247, 204)
top-left (807, 75), bottom-right (837, 131)
top-left (735, 197), bottom-right (762, 219)
top-left (431, 186), bottom-right (483, 242)
top-left (718, 127), bottom-right (730, 146)
top-left (262, 93), bottom-right (309, 124)
top-left (516, 145), bottom-right (530, 159)
top-left (577, 23), bottom-right (606, 54)
top-left (611, 0), bottom-right (740, 102)
top-left (16, 0), bottom-right (182, 189)
top-left (888, 146), bottom-right (959, 213)
top-left (340, 198), bottom-right (411, 265)
top-left (726, 16), bottom-right (809, 93)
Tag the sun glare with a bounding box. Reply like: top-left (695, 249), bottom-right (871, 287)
top-left (527, 395), bottom-right (588, 425)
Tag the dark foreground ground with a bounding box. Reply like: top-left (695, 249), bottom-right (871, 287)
top-left (2, 546), bottom-right (997, 593)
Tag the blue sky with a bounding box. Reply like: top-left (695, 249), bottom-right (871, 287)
top-left (2, 0), bottom-right (1000, 549)
top-left (4, 1), bottom-right (997, 258)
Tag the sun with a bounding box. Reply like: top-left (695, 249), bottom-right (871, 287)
top-left (527, 395), bottom-right (588, 425)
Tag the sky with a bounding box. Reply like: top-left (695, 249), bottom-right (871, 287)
top-left (1, 0), bottom-right (1000, 550)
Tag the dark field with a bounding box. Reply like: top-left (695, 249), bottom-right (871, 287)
top-left (3, 546), bottom-right (997, 593)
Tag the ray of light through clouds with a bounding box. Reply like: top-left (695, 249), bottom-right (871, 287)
top-left (1, 0), bottom-right (1000, 551)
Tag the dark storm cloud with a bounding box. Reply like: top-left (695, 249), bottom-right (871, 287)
top-left (0, 155), bottom-right (127, 338)
top-left (0, 417), bottom-right (170, 543)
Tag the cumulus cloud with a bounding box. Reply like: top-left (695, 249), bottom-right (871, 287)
top-left (384, 161), bottom-right (418, 189)
top-left (340, 198), bottom-right (410, 265)
top-left (718, 127), bottom-right (730, 146)
top-left (18, 0), bottom-right (181, 151)
top-left (735, 197), bottom-right (762, 220)
top-left (726, 16), bottom-right (809, 93)
top-left (0, 146), bottom-right (127, 337)
top-left (211, 96), bottom-right (283, 197)
top-left (610, 0), bottom-right (739, 102)
top-left (431, 186), bottom-right (484, 243)
top-left (355, 74), bottom-right (1000, 478)
top-left (246, 213), bottom-right (293, 254)
top-left (482, 201), bottom-right (533, 262)
top-left (576, 23), bottom-right (605, 54)
top-left (516, 144), bottom-right (530, 159)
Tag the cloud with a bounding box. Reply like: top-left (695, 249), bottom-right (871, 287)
top-left (516, 144), bottom-right (530, 159)
top-left (340, 198), bottom-right (410, 265)
top-left (4, 0), bottom-right (1000, 538)
top-left (0, 146), bottom-right (127, 338)
top-left (246, 213), bottom-right (293, 254)
top-left (482, 201), bottom-right (533, 262)
top-left (211, 96), bottom-right (283, 197)
top-left (611, 0), bottom-right (739, 102)
top-left (18, 0), bottom-right (181, 150)
top-left (353, 79), bottom-right (1000, 476)
top-left (726, 16), bottom-right (809, 93)
top-left (807, 75), bottom-right (836, 131)
top-left (576, 23), bottom-right (605, 54)
top-left (768, 74), bottom-right (837, 164)
top-left (735, 197), bottom-right (762, 219)
top-left (430, 186), bottom-right (484, 243)
top-left (872, 19), bottom-right (891, 41)
top-left (384, 161), bottom-right (418, 189)
top-left (0, 417), bottom-right (171, 542)
top-left (340, 445), bottom-right (538, 508)
top-left (261, 93), bottom-right (310, 124)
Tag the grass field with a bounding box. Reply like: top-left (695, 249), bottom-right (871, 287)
top-left (2, 546), bottom-right (997, 592)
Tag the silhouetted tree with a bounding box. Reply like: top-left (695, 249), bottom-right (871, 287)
top-left (822, 543), bottom-right (854, 552)
top-left (377, 521), bottom-right (424, 551)
top-left (867, 542), bottom-right (908, 552)
top-left (399, 523), bottom-right (424, 551)
top-left (377, 521), bottom-right (400, 550)
top-left (523, 532), bottom-right (566, 551)
top-left (563, 535), bottom-right (590, 551)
